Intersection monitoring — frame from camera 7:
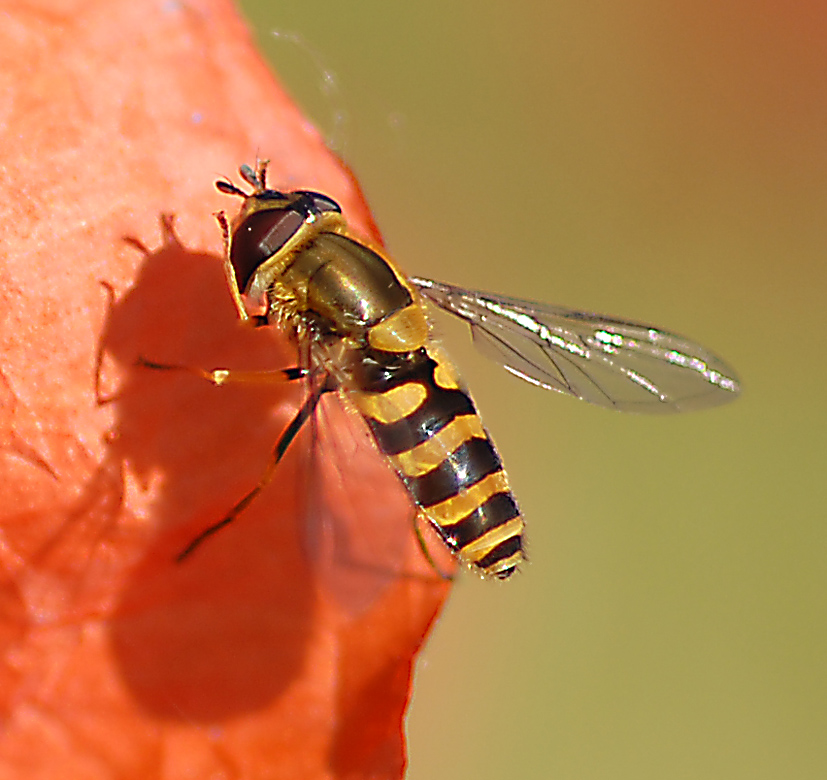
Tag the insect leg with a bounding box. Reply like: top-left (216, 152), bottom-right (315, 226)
top-left (137, 356), bottom-right (307, 387)
top-left (412, 512), bottom-right (455, 582)
top-left (176, 372), bottom-right (336, 561)
top-left (215, 210), bottom-right (257, 322)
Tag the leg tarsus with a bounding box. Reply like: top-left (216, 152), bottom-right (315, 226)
top-left (413, 513), bottom-right (455, 582)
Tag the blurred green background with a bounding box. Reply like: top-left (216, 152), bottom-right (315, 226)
top-left (238, 2), bottom-right (826, 779)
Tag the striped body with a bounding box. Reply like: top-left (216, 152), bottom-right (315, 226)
top-left (219, 177), bottom-right (525, 578)
top-left (349, 344), bottom-right (524, 579)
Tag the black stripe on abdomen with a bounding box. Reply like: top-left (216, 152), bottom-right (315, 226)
top-left (437, 491), bottom-right (521, 550)
top-left (365, 387), bottom-right (475, 455)
top-left (404, 437), bottom-right (503, 507)
top-left (477, 535), bottom-right (524, 579)
top-left (359, 350), bottom-right (476, 456)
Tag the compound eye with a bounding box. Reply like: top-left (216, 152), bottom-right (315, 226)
top-left (295, 190), bottom-right (342, 214)
top-left (229, 208), bottom-right (305, 292)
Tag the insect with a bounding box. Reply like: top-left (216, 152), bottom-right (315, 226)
top-left (145, 161), bottom-right (740, 580)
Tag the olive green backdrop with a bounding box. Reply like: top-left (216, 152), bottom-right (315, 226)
top-left (238, 2), bottom-right (827, 779)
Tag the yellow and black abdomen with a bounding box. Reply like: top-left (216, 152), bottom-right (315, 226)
top-left (349, 346), bottom-right (525, 579)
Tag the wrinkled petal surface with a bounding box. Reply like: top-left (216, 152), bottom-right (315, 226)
top-left (0, 2), bottom-right (450, 778)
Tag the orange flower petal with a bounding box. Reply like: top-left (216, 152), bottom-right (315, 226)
top-left (0, 2), bottom-right (450, 777)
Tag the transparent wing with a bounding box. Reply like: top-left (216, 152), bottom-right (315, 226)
top-left (298, 344), bottom-right (444, 615)
top-left (410, 277), bottom-right (741, 413)
top-left (300, 390), bottom-right (419, 614)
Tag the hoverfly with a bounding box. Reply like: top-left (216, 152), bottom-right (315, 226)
top-left (146, 161), bottom-right (740, 579)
